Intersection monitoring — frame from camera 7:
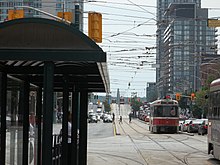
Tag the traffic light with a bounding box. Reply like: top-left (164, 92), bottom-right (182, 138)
top-left (191, 93), bottom-right (195, 101)
top-left (57, 12), bottom-right (73, 22)
top-left (8, 9), bottom-right (24, 20)
top-left (175, 93), bottom-right (181, 101)
top-left (88, 12), bottom-right (102, 43)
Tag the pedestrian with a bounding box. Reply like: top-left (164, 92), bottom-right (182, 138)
top-left (129, 113), bottom-right (132, 123)
top-left (119, 115), bottom-right (123, 124)
top-left (112, 113), bottom-right (115, 123)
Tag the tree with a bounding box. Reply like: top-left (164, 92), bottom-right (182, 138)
top-left (194, 74), bottom-right (216, 118)
top-left (194, 90), bottom-right (208, 118)
top-left (130, 97), bottom-right (143, 117)
top-left (192, 104), bottom-right (202, 118)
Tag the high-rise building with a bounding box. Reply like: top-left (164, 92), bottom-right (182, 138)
top-left (146, 82), bottom-right (157, 102)
top-left (0, 0), bottom-right (83, 30)
top-left (156, 0), bottom-right (217, 97)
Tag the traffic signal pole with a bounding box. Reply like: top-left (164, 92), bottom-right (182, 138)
top-left (175, 93), bottom-right (196, 118)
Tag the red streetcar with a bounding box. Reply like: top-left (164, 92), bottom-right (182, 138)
top-left (149, 98), bottom-right (179, 133)
top-left (207, 78), bottom-right (220, 160)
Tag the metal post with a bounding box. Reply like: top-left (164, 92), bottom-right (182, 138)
top-left (36, 87), bottom-right (42, 165)
top-left (78, 89), bottom-right (88, 165)
top-left (61, 74), bottom-right (69, 165)
top-left (22, 77), bottom-right (30, 165)
top-left (0, 72), bottom-right (7, 165)
top-left (71, 86), bottom-right (79, 165)
top-left (42, 61), bottom-right (54, 165)
top-left (75, 4), bottom-right (80, 30)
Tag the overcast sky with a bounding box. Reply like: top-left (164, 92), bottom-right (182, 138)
top-left (84, 0), bottom-right (220, 97)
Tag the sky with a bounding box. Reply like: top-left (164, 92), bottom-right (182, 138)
top-left (83, 0), bottom-right (220, 98)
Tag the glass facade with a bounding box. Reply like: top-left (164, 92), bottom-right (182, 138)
top-left (156, 0), bottom-right (217, 97)
top-left (0, 0), bottom-right (41, 21)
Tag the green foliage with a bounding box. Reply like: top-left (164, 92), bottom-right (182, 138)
top-left (195, 90), bottom-right (208, 109)
top-left (192, 104), bottom-right (202, 118)
top-left (131, 97), bottom-right (142, 111)
top-left (193, 75), bottom-right (215, 118)
top-left (203, 75), bottom-right (216, 90)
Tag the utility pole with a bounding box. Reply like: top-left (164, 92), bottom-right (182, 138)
top-left (74, 3), bottom-right (80, 30)
top-left (117, 88), bottom-right (120, 115)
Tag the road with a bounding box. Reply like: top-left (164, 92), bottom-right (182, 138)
top-left (4, 103), bottom-right (220, 165)
top-left (87, 104), bottom-right (220, 165)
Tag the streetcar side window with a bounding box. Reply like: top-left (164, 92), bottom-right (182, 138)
top-left (208, 90), bottom-right (220, 119)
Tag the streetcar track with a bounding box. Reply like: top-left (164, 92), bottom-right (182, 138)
top-left (88, 151), bottom-right (146, 165)
top-left (134, 120), bottom-right (206, 144)
top-left (131, 120), bottom-right (207, 154)
top-left (118, 122), bottom-right (150, 165)
top-left (118, 119), bottom-right (210, 165)
top-left (122, 120), bottom-right (190, 165)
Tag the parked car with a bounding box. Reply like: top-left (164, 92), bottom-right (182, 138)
top-left (198, 119), bottom-right (208, 135)
top-left (88, 114), bottom-right (97, 123)
top-left (181, 119), bottom-right (194, 132)
top-left (144, 112), bottom-right (150, 122)
top-left (103, 114), bottom-right (112, 123)
top-left (96, 114), bottom-right (101, 121)
top-left (188, 119), bottom-right (207, 133)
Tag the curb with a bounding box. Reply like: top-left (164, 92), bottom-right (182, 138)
top-left (178, 131), bottom-right (194, 136)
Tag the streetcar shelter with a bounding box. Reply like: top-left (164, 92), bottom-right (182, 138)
top-left (0, 18), bottom-right (110, 165)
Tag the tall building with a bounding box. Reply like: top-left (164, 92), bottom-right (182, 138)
top-left (146, 82), bottom-right (157, 102)
top-left (0, 0), bottom-right (46, 20)
top-left (0, 0), bottom-right (83, 30)
top-left (156, 0), bottom-right (217, 97)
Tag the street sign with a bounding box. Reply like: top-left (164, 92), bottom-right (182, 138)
top-left (207, 19), bottom-right (220, 27)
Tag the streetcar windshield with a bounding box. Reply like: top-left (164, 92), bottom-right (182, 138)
top-left (154, 106), bottom-right (178, 117)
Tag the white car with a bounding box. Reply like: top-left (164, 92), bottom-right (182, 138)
top-left (103, 114), bottom-right (112, 123)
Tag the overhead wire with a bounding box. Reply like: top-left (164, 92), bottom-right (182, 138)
top-left (85, 0), bottom-right (157, 96)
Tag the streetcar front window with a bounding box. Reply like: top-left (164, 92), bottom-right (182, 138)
top-left (154, 106), bottom-right (178, 117)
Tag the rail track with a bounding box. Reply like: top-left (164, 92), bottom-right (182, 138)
top-left (118, 119), bottom-right (208, 165)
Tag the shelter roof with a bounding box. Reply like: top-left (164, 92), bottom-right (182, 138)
top-left (0, 18), bottom-right (110, 92)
